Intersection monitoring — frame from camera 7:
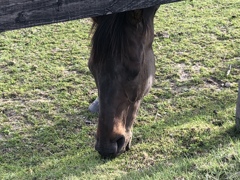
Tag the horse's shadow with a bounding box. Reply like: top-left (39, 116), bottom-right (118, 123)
top-left (1, 84), bottom-right (239, 179)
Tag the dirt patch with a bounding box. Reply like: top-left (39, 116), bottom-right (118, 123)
top-left (177, 63), bottom-right (190, 82)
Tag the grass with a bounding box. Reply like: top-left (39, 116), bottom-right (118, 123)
top-left (0, 0), bottom-right (240, 179)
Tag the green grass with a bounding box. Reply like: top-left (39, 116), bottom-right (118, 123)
top-left (0, 0), bottom-right (240, 179)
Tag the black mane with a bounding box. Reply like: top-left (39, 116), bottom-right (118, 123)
top-left (91, 13), bottom-right (126, 64)
top-left (90, 6), bottom-right (159, 66)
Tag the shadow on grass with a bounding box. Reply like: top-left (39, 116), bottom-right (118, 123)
top-left (118, 126), bottom-right (240, 180)
top-left (0, 107), bottom-right (111, 179)
top-left (118, 86), bottom-right (240, 179)
top-left (0, 80), bottom-right (239, 179)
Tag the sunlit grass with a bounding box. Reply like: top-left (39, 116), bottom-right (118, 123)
top-left (0, 0), bottom-right (240, 179)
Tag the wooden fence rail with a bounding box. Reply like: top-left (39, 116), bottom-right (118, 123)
top-left (0, 0), bottom-right (181, 32)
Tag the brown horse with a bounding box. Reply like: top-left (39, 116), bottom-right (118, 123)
top-left (88, 5), bottom-right (160, 158)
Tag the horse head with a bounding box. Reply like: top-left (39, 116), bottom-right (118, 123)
top-left (88, 6), bottom-right (159, 158)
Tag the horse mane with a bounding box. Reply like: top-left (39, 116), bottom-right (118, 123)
top-left (90, 13), bottom-right (126, 64)
top-left (90, 10), bottom-right (149, 65)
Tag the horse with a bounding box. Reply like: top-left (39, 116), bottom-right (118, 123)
top-left (88, 5), bottom-right (160, 158)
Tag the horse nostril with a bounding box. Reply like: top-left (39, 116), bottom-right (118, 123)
top-left (95, 136), bottom-right (126, 158)
top-left (95, 140), bottom-right (118, 158)
top-left (116, 136), bottom-right (125, 152)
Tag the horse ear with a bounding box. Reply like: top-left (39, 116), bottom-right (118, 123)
top-left (127, 9), bottom-right (143, 25)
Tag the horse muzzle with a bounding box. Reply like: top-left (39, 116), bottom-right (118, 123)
top-left (95, 135), bottom-right (132, 158)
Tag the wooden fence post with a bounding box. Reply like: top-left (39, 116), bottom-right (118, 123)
top-left (236, 81), bottom-right (240, 131)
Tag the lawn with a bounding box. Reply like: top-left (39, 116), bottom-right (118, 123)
top-left (0, 0), bottom-right (240, 179)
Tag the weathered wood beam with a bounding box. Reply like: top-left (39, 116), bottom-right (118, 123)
top-left (236, 81), bottom-right (240, 131)
top-left (0, 0), bottom-right (182, 32)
